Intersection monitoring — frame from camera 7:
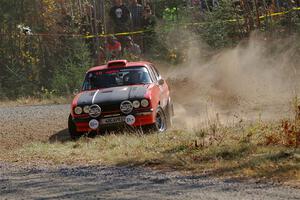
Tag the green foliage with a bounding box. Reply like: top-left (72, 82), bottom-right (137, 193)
top-left (153, 0), bottom-right (186, 19)
top-left (199, 0), bottom-right (241, 48)
top-left (149, 0), bottom-right (241, 63)
top-left (163, 7), bottom-right (180, 22)
top-left (51, 38), bottom-right (91, 95)
top-left (259, 7), bottom-right (300, 38)
top-left (0, 0), bottom-right (92, 99)
top-left (151, 0), bottom-right (300, 61)
top-left (1, 0), bottom-right (300, 99)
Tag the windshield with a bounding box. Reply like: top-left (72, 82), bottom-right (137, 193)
top-left (82, 66), bottom-right (152, 91)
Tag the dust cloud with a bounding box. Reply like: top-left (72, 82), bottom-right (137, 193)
top-left (163, 33), bottom-right (300, 130)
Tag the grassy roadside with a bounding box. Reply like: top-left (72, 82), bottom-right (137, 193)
top-left (4, 120), bottom-right (300, 186)
top-left (0, 96), bottom-right (71, 107)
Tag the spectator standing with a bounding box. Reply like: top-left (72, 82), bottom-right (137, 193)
top-left (129, 0), bottom-right (143, 30)
top-left (142, 5), bottom-right (157, 53)
top-left (109, 0), bottom-right (131, 33)
top-left (109, 0), bottom-right (131, 54)
top-left (199, 0), bottom-right (219, 12)
top-left (96, 36), bottom-right (122, 65)
top-left (106, 36), bottom-right (122, 61)
top-left (128, 0), bottom-right (144, 51)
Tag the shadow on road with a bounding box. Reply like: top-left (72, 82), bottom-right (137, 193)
top-left (49, 129), bottom-right (71, 143)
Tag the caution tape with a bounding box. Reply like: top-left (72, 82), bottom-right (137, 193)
top-left (83, 29), bottom-right (152, 39)
top-left (1, 7), bottom-right (299, 39)
top-left (0, 29), bottom-right (152, 38)
top-left (259, 6), bottom-right (300, 20)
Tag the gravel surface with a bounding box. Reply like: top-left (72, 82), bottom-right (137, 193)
top-left (0, 163), bottom-right (299, 200)
top-left (0, 104), bottom-right (70, 152)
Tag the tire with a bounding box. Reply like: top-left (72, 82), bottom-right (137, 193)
top-left (68, 114), bottom-right (83, 140)
top-left (147, 107), bottom-right (167, 133)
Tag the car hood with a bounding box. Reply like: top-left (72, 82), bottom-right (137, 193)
top-left (76, 85), bottom-right (149, 106)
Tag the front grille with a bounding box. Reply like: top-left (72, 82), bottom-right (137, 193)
top-left (98, 102), bottom-right (121, 113)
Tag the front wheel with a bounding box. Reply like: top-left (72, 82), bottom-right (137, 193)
top-left (68, 114), bottom-right (83, 139)
top-left (146, 107), bottom-right (167, 133)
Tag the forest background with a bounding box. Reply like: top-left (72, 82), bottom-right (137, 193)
top-left (1, 0), bottom-right (299, 99)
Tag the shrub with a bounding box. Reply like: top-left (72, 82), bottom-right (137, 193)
top-left (51, 37), bottom-right (91, 95)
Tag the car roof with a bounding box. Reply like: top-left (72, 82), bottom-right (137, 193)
top-left (87, 60), bottom-right (153, 73)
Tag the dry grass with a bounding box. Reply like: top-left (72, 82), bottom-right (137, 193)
top-left (4, 120), bottom-right (300, 185)
top-left (0, 96), bottom-right (71, 107)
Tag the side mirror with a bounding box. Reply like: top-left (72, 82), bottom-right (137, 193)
top-left (73, 89), bottom-right (79, 96)
top-left (158, 79), bottom-right (165, 85)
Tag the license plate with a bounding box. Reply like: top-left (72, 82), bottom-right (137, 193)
top-left (100, 116), bottom-right (125, 125)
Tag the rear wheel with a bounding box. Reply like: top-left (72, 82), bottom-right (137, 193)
top-left (68, 114), bottom-right (83, 140)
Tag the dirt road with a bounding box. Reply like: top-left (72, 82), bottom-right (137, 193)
top-left (0, 105), bottom-right (299, 199)
top-left (1, 162), bottom-right (299, 200)
top-left (0, 104), bottom-right (69, 153)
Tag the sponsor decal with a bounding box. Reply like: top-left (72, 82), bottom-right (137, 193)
top-left (125, 115), bottom-right (136, 125)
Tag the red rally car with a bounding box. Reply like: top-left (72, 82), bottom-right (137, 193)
top-left (68, 60), bottom-right (173, 139)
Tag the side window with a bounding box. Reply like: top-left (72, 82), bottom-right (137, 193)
top-left (148, 65), bottom-right (158, 82)
top-left (150, 65), bottom-right (160, 81)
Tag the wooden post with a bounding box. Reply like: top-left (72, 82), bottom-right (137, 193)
top-left (253, 0), bottom-right (260, 28)
top-left (93, 0), bottom-right (99, 61)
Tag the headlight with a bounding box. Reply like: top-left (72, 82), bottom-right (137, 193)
top-left (141, 99), bottom-right (149, 107)
top-left (83, 105), bottom-right (90, 113)
top-left (132, 100), bottom-right (140, 108)
top-left (120, 100), bottom-right (133, 114)
top-left (74, 106), bottom-right (83, 115)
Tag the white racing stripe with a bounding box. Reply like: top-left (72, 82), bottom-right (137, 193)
top-left (92, 89), bottom-right (100, 104)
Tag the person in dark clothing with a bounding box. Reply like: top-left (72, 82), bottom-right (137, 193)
top-left (109, 0), bottom-right (131, 54)
top-left (142, 5), bottom-right (157, 53)
top-left (199, 0), bottom-right (219, 12)
top-left (129, 0), bottom-right (143, 30)
top-left (129, 0), bottom-right (144, 50)
top-left (142, 7), bottom-right (156, 30)
top-left (109, 0), bottom-right (131, 33)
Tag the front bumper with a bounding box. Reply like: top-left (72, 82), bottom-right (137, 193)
top-left (73, 109), bottom-right (155, 132)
